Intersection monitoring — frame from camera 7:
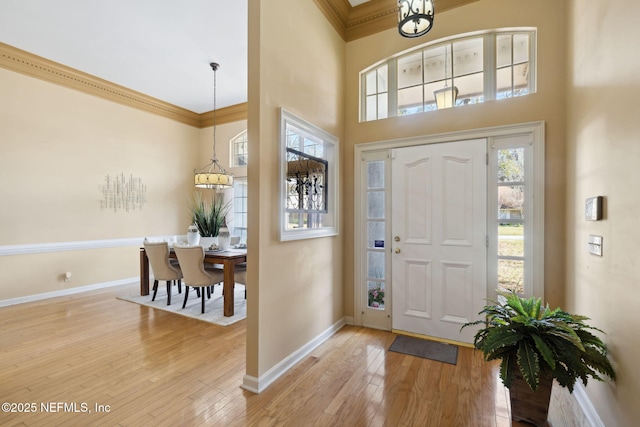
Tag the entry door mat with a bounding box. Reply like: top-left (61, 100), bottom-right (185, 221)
top-left (388, 335), bottom-right (458, 365)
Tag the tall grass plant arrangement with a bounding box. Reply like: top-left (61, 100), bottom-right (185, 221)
top-left (189, 192), bottom-right (231, 238)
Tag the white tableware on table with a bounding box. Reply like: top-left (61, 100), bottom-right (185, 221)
top-left (187, 224), bottom-right (200, 246)
top-left (218, 226), bottom-right (231, 250)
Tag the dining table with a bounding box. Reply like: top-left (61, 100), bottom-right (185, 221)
top-left (139, 247), bottom-right (247, 317)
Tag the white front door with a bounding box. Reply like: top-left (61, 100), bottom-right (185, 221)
top-left (391, 139), bottom-right (487, 344)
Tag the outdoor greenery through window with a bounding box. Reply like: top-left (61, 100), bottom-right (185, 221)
top-left (361, 29), bottom-right (536, 121)
top-left (497, 148), bottom-right (525, 294)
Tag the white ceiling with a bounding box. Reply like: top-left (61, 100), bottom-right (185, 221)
top-left (0, 0), bottom-right (371, 114)
top-left (0, 0), bottom-right (248, 114)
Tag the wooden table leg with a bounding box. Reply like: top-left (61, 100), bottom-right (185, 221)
top-left (140, 249), bottom-right (150, 296)
top-left (223, 259), bottom-right (235, 316)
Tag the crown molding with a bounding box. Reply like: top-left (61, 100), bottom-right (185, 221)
top-left (346, 0), bottom-right (398, 41)
top-left (0, 42), bottom-right (248, 128)
top-left (200, 103), bottom-right (248, 127)
top-left (315, 0), bottom-right (479, 42)
top-left (0, 42), bottom-right (200, 127)
top-left (1, 0), bottom-right (479, 126)
top-left (312, 0), bottom-right (350, 40)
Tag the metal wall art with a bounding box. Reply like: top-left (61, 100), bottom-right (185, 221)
top-left (99, 173), bottom-right (147, 212)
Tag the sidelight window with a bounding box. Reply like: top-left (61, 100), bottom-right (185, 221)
top-left (488, 130), bottom-right (543, 299)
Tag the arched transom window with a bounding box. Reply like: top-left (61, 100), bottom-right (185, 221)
top-left (361, 28), bottom-right (536, 121)
top-left (230, 130), bottom-right (248, 167)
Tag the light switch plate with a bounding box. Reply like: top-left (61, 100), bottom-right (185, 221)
top-left (588, 235), bottom-right (603, 256)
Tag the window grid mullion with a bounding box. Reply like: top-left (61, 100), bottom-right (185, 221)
top-left (528, 31), bottom-right (537, 93)
top-left (388, 59), bottom-right (398, 118)
top-left (484, 34), bottom-right (496, 102)
top-left (511, 34), bottom-right (516, 95)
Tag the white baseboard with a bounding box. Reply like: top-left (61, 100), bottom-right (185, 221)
top-left (573, 382), bottom-right (605, 427)
top-left (241, 318), bottom-right (346, 394)
top-left (0, 278), bottom-right (138, 308)
top-left (0, 235), bottom-right (175, 306)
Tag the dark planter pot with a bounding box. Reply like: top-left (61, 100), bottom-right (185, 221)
top-left (509, 371), bottom-right (553, 427)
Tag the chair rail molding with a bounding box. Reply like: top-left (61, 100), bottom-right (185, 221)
top-left (0, 237), bottom-right (178, 256)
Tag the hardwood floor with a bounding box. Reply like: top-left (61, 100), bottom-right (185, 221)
top-left (0, 284), bottom-right (530, 426)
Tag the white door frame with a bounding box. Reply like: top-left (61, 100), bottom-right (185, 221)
top-left (353, 121), bottom-right (545, 328)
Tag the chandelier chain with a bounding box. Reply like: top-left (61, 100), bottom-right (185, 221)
top-left (211, 62), bottom-right (218, 162)
top-left (193, 61), bottom-right (233, 189)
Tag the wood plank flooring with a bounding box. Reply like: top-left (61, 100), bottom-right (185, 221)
top-left (0, 284), bottom-right (529, 426)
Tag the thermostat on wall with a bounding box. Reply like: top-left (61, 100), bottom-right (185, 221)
top-left (585, 196), bottom-right (603, 221)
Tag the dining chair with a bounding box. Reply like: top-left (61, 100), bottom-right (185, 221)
top-left (235, 264), bottom-right (247, 299)
top-left (143, 241), bottom-right (182, 305)
top-left (216, 262), bottom-right (247, 299)
top-left (173, 245), bottom-right (224, 314)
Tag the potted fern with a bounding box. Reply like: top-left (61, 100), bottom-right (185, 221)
top-left (189, 192), bottom-right (230, 247)
top-left (462, 291), bottom-right (616, 426)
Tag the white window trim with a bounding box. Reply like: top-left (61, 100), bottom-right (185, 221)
top-left (230, 130), bottom-right (248, 168)
top-left (488, 131), bottom-right (544, 300)
top-left (358, 149), bottom-right (393, 330)
top-left (232, 177), bottom-right (248, 243)
top-left (279, 108), bottom-right (339, 241)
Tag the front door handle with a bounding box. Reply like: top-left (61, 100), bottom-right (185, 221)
top-left (394, 247), bottom-right (401, 254)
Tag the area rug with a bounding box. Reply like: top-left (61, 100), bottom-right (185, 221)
top-left (388, 335), bottom-right (458, 365)
top-left (117, 284), bottom-right (246, 326)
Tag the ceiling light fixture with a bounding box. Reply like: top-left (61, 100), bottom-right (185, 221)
top-left (194, 62), bottom-right (234, 189)
top-left (398, 0), bottom-right (434, 38)
top-left (434, 45), bottom-right (459, 109)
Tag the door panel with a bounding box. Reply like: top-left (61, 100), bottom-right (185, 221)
top-left (391, 139), bottom-right (486, 344)
top-left (442, 156), bottom-right (474, 246)
top-left (405, 259), bottom-right (431, 318)
top-left (404, 158), bottom-right (432, 244)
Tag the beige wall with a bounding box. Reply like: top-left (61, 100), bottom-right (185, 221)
top-left (0, 67), bottom-right (199, 299)
top-left (3, 0), bottom-right (636, 423)
top-left (196, 119), bottom-right (248, 224)
top-left (199, 119), bottom-right (248, 183)
top-left (343, 0), bottom-right (568, 316)
top-left (566, 0), bottom-right (640, 425)
top-left (246, 0), bottom-right (345, 379)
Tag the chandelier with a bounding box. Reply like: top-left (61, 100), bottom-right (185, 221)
top-left (194, 62), bottom-right (234, 189)
top-left (398, 0), bottom-right (434, 38)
